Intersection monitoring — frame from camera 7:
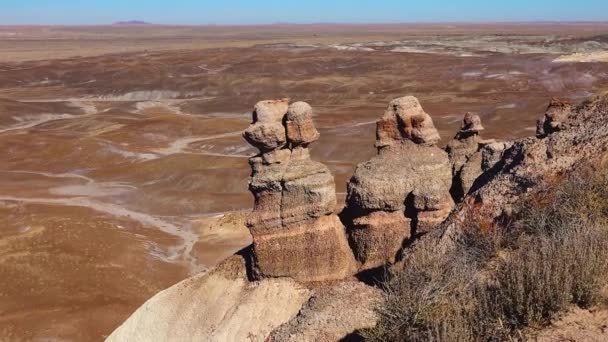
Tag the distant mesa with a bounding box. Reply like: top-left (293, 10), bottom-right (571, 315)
top-left (112, 21), bottom-right (155, 26)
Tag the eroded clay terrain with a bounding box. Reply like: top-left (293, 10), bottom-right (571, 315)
top-left (1, 24), bottom-right (608, 341)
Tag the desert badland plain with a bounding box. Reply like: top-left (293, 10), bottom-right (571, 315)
top-left (1, 23), bottom-right (608, 341)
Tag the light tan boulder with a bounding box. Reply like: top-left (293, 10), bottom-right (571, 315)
top-left (106, 256), bottom-right (310, 342)
top-left (243, 121), bottom-right (287, 152)
top-left (254, 98), bottom-right (290, 123)
top-left (286, 101), bottom-right (320, 146)
top-left (243, 99), bottom-right (291, 152)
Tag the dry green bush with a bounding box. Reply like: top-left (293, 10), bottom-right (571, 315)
top-left (363, 170), bottom-right (608, 341)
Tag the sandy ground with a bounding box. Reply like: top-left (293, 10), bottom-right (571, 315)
top-left (2, 23), bottom-right (608, 62)
top-left (554, 51), bottom-right (608, 63)
top-left (534, 307), bottom-right (608, 341)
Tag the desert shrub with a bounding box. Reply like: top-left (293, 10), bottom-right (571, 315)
top-left (362, 220), bottom-right (502, 342)
top-left (481, 220), bottom-right (608, 336)
top-left (364, 169), bottom-right (608, 341)
top-left (362, 243), bottom-right (477, 341)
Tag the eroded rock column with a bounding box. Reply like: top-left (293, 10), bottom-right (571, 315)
top-left (536, 98), bottom-right (573, 138)
top-left (445, 112), bottom-right (485, 200)
top-left (345, 96), bottom-right (454, 270)
top-left (244, 99), bottom-right (356, 282)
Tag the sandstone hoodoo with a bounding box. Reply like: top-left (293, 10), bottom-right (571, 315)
top-left (244, 99), bottom-right (357, 282)
top-left (375, 96), bottom-right (441, 147)
top-left (536, 98), bottom-right (573, 138)
top-left (445, 112), bottom-right (485, 200)
top-left (106, 93), bottom-right (608, 342)
top-left (345, 96), bottom-right (454, 270)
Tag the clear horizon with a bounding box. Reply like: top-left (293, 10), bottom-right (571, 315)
top-left (1, 0), bottom-right (607, 25)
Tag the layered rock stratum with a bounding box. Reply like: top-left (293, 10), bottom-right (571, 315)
top-left (344, 96), bottom-right (454, 269)
top-left (108, 93), bottom-right (608, 342)
top-left (244, 99), bottom-right (357, 282)
top-left (106, 255), bottom-right (310, 342)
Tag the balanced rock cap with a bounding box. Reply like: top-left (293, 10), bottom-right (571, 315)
top-left (286, 101), bottom-right (320, 146)
top-left (545, 98), bottom-right (572, 127)
top-left (243, 99), bottom-right (290, 152)
top-left (459, 112), bottom-right (484, 134)
top-left (536, 98), bottom-right (573, 138)
top-left (253, 98), bottom-right (290, 123)
top-left (243, 121), bottom-right (286, 152)
top-left (376, 96), bottom-right (441, 147)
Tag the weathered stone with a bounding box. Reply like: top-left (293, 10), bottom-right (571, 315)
top-left (536, 98), bottom-right (573, 138)
top-left (286, 101), bottom-right (320, 146)
top-left (349, 211), bottom-right (411, 267)
top-left (243, 121), bottom-right (287, 152)
top-left (106, 256), bottom-right (311, 342)
top-left (446, 113), bottom-right (485, 200)
top-left (376, 96), bottom-right (441, 148)
top-left (260, 148), bottom-right (292, 164)
top-left (280, 160), bottom-right (336, 227)
top-left (253, 215), bottom-right (356, 282)
top-left (411, 186), bottom-right (454, 233)
top-left (446, 134), bottom-right (480, 174)
top-left (247, 157), bottom-right (336, 235)
top-left (481, 141), bottom-right (511, 171)
top-left (345, 97), bottom-right (453, 270)
top-left (458, 151), bottom-right (483, 196)
top-left (253, 98), bottom-right (290, 123)
top-left (268, 281), bottom-right (383, 342)
top-left (243, 99), bottom-right (291, 152)
top-left (347, 143), bottom-right (452, 212)
top-left (460, 112), bottom-right (484, 134)
top-left (289, 146), bottom-right (310, 160)
top-left (245, 99), bottom-right (356, 282)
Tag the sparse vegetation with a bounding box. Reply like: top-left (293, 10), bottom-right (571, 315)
top-left (364, 168), bottom-right (608, 341)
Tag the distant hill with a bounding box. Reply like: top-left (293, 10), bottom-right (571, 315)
top-left (112, 21), bottom-right (154, 26)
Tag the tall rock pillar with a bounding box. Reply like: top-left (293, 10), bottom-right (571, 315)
top-left (345, 96), bottom-right (454, 270)
top-left (244, 99), bottom-right (356, 282)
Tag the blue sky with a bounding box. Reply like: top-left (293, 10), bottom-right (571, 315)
top-left (1, 0), bottom-right (607, 25)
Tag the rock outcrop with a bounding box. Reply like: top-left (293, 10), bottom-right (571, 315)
top-left (345, 96), bottom-right (454, 270)
top-left (445, 113), bottom-right (485, 200)
top-left (245, 99), bottom-right (356, 282)
top-left (108, 93), bottom-right (608, 342)
top-left (375, 95), bottom-right (441, 147)
top-left (106, 255), bottom-right (311, 342)
top-left (268, 281), bottom-right (383, 342)
top-left (412, 94), bottom-right (608, 263)
top-left (536, 98), bottom-right (573, 138)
